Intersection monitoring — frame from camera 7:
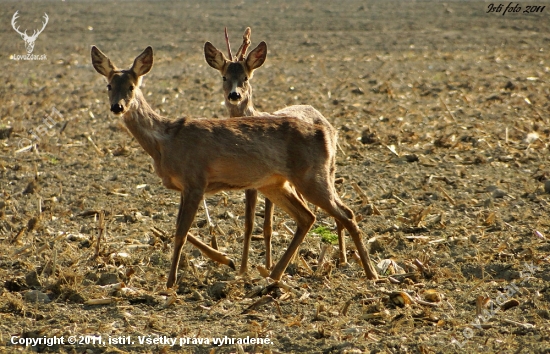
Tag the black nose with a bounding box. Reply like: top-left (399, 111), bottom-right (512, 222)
top-left (228, 92), bottom-right (241, 101)
top-left (110, 104), bottom-right (124, 114)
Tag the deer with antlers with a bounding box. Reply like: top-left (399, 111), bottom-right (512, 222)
top-left (11, 11), bottom-right (49, 54)
top-left (205, 28), bottom-right (349, 273)
top-left (91, 45), bottom-right (378, 288)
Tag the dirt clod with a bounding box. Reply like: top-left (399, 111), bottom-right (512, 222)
top-left (25, 271), bottom-right (42, 288)
top-left (24, 290), bottom-right (51, 304)
top-left (208, 282), bottom-right (228, 300)
top-left (97, 273), bottom-right (120, 286)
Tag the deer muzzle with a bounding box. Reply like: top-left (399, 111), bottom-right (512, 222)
top-left (228, 91), bottom-right (242, 102)
top-left (110, 103), bottom-right (124, 114)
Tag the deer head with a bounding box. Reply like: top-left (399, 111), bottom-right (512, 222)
top-left (204, 28), bottom-right (267, 106)
top-left (91, 46), bottom-right (153, 115)
top-left (12, 11), bottom-right (49, 54)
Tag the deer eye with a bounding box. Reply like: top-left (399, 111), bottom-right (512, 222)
top-left (243, 76), bottom-right (248, 82)
top-left (129, 85), bottom-right (134, 91)
top-left (222, 77), bottom-right (227, 81)
top-left (107, 84), bottom-right (112, 91)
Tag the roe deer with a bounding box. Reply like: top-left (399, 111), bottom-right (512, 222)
top-left (205, 28), bottom-right (348, 272)
top-left (91, 45), bottom-right (378, 288)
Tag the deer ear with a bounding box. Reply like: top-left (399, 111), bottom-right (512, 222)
top-left (204, 42), bottom-right (228, 71)
top-left (131, 46), bottom-right (153, 77)
top-left (245, 41), bottom-right (267, 71)
top-left (91, 46), bottom-right (116, 77)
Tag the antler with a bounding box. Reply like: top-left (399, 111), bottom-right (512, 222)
top-left (11, 12), bottom-right (48, 40)
top-left (11, 11), bottom-right (26, 37)
top-left (224, 27), bottom-right (233, 61)
top-left (30, 13), bottom-right (49, 39)
top-left (235, 27), bottom-right (251, 61)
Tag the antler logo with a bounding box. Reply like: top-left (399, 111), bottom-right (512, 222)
top-left (11, 11), bottom-right (49, 54)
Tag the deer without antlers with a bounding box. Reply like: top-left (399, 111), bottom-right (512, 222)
top-left (205, 27), bottom-right (349, 273)
top-left (91, 45), bottom-right (378, 289)
top-left (11, 11), bottom-right (48, 54)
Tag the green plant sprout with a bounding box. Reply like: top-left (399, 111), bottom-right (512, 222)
top-left (310, 226), bottom-right (338, 245)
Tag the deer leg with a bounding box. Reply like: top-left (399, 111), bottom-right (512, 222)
top-left (167, 190), bottom-right (204, 289)
top-left (240, 189), bottom-right (258, 274)
top-left (293, 180), bottom-right (379, 280)
top-left (297, 190), bottom-right (347, 267)
top-left (263, 197), bottom-right (274, 270)
top-left (259, 182), bottom-right (315, 281)
top-left (330, 208), bottom-right (377, 279)
top-left (186, 234), bottom-right (235, 269)
top-left (317, 203), bottom-right (376, 279)
top-left (336, 220), bottom-right (348, 266)
top-left (334, 204), bottom-right (377, 279)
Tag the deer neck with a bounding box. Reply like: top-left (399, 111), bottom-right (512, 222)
top-left (226, 89), bottom-right (262, 118)
top-left (122, 89), bottom-right (165, 161)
